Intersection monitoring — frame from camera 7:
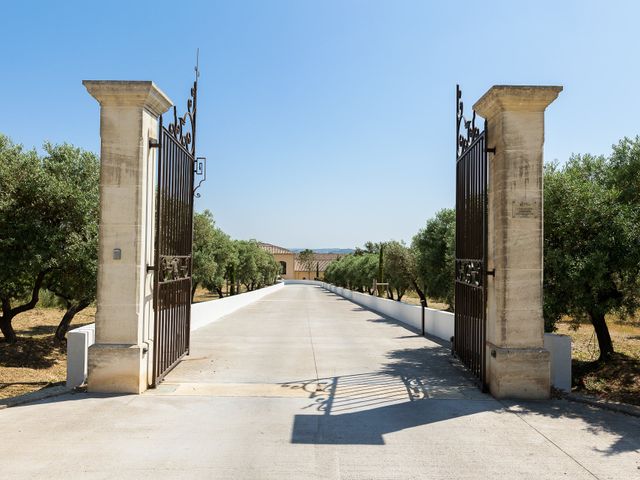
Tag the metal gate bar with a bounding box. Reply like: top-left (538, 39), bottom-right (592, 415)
top-left (151, 75), bottom-right (199, 386)
top-left (453, 85), bottom-right (488, 389)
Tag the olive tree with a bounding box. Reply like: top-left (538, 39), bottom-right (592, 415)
top-left (544, 149), bottom-right (640, 360)
top-left (0, 137), bottom-right (99, 343)
top-left (42, 143), bottom-right (100, 340)
top-left (411, 208), bottom-right (455, 310)
top-left (383, 241), bottom-right (412, 301)
top-left (297, 249), bottom-right (315, 280)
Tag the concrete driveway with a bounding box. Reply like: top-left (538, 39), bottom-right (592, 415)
top-left (1, 285), bottom-right (638, 479)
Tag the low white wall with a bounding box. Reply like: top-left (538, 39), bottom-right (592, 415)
top-left (322, 283), bottom-right (454, 342)
top-left (66, 323), bottom-right (95, 388)
top-left (544, 333), bottom-right (572, 392)
top-left (283, 279), bottom-right (325, 286)
top-left (191, 282), bottom-right (285, 331)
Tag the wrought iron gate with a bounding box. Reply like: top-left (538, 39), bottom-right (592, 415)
top-left (150, 74), bottom-right (202, 386)
top-left (453, 85), bottom-right (490, 389)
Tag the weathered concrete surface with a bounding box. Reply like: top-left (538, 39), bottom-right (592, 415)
top-left (1, 285), bottom-right (638, 479)
top-left (475, 85), bottom-right (563, 399)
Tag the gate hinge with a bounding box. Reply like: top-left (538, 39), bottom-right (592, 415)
top-left (486, 147), bottom-right (496, 154)
top-left (149, 139), bottom-right (160, 149)
top-left (486, 269), bottom-right (495, 277)
top-left (147, 264), bottom-right (155, 272)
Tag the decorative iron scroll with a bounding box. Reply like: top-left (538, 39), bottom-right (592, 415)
top-left (167, 80), bottom-right (197, 156)
top-left (456, 259), bottom-right (483, 287)
top-left (456, 84), bottom-right (481, 158)
top-left (159, 255), bottom-right (191, 283)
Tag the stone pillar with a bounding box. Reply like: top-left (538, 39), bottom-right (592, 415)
top-left (83, 81), bottom-right (172, 393)
top-left (474, 85), bottom-right (562, 399)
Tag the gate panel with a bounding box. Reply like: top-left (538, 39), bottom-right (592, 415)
top-left (151, 76), bottom-right (199, 386)
top-left (453, 85), bottom-right (488, 389)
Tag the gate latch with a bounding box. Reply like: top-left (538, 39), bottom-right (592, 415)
top-left (147, 264), bottom-right (155, 273)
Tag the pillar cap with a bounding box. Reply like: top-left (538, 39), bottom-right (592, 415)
top-left (474, 85), bottom-right (562, 119)
top-left (83, 80), bottom-right (173, 117)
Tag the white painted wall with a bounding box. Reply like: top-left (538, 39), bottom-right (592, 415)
top-left (544, 333), bottom-right (572, 392)
top-left (190, 282), bottom-right (285, 331)
top-left (66, 324), bottom-right (95, 388)
top-left (319, 282), bottom-right (455, 342)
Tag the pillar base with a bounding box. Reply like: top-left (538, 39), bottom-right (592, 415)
top-left (487, 344), bottom-right (550, 399)
top-left (88, 344), bottom-right (149, 394)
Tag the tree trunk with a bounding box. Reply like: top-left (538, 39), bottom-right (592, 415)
top-left (396, 288), bottom-right (404, 302)
top-left (0, 270), bottom-right (49, 343)
top-left (589, 310), bottom-right (614, 361)
top-left (191, 282), bottom-right (198, 303)
top-left (55, 300), bottom-right (90, 342)
top-left (216, 286), bottom-right (224, 299)
top-left (412, 281), bottom-right (428, 308)
top-left (0, 314), bottom-right (17, 344)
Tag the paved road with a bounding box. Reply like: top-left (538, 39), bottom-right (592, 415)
top-left (1, 285), bottom-right (639, 479)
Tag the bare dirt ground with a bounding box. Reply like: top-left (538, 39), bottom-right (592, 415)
top-left (556, 314), bottom-right (640, 405)
top-left (192, 285), bottom-right (248, 303)
top-left (401, 291), bottom-right (450, 311)
top-left (0, 307), bottom-right (95, 400)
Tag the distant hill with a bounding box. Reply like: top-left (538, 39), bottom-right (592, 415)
top-left (289, 248), bottom-right (354, 255)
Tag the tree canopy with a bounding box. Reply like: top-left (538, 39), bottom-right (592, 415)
top-left (411, 208), bottom-right (455, 309)
top-left (544, 141), bottom-right (640, 359)
top-left (383, 241), bottom-right (412, 301)
top-left (0, 136), bottom-right (99, 342)
top-left (297, 249), bottom-right (315, 279)
top-left (192, 214), bottom-right (280, 298)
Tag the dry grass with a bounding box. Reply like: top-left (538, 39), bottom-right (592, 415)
top-left (401, 291), bottom-right (450, 311)
top-left (0, 307), bottom-right (95, 400)
top-left (192, 285), bottom-right (250, 304)
top-left (555, 314), bottom-right (640, 405)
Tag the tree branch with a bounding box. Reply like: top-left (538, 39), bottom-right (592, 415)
top-left (10, 269), bottom-right (50, 317)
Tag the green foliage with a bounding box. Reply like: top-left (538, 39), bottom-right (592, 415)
top-left (383, 241), bottom-right (412, 301)
top-left (377, 245), bottom-right (384, 296)
top-left (544, 146), bottom-right (640, 359)
top-left (297, 248), bottom-right (315, 279)
top-left (355, 241), bottom-right (381, 256)
top-left (0, 135), bottom-right (51, 302)
top-left (608, 136), bottom-right (640, 205)
top-left (324, 252), bottom-right (378, 293)
top-left (235, 240), bottom-right (279, 291)
top-left (192, 210), bottom-right (236, 298)
top-left (0, 136), bottom-right (99, 342)
top-left (42, 143), bottom-right (100, 307)
top-left (192, 213), bottom-right (282, 297)
top-left (411, 208), bottom-right (455, 309)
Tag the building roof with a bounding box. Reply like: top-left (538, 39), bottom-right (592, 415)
top-left (295, 253), bottom-right (341, 272)
top-left (258, 242), bottom-right (342, 273)
top-left (258, 242), bottom-right (293, 255)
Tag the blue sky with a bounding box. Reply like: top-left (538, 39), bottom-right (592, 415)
top-left (1, 1), bottom-right (639, 248)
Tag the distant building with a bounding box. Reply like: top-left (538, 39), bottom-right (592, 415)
top-left (258, 242), bottom-right (341, 280)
